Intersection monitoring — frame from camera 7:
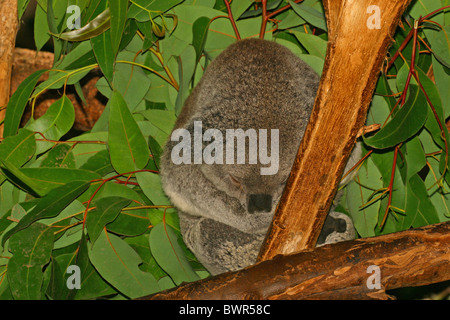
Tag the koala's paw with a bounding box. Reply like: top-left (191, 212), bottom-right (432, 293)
top-left (317, 211), bottom-right (355, 246)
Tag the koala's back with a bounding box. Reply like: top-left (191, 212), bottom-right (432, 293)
top-left (173, 39), bottom-right (319, 136)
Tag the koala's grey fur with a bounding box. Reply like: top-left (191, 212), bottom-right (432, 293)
top-left (160, 39), bottom-right (357, 275)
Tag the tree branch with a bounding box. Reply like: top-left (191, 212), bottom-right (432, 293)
top-left (139, 222), bottom-right (450, 300)
top-left (0, 0), bottom-right (18, 138)
top-left (258, 0), bottom-right (413, 262)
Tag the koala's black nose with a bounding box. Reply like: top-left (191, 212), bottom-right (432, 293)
top-left (248, 194), bottom-right (272, 213)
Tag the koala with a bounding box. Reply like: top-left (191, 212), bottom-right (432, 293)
top-left (160, 39), bottom-right (357, 275)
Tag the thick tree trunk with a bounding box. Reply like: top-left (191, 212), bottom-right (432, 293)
top-left (140, 222), bottom-right (450, 300)
top-left (258, 0), bottom-right (413, 261)
top-left (0, 0), bottom-right (18, 138)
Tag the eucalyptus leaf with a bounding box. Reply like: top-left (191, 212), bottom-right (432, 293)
top-left (86, 196), bottom-right (132, 243)
top-left (53, 8), bottom-right (111, 41)
top-left (89, 231), bottom-right (160, 298)
top-left (128, 0), bottom-right (184, 22)
top-left (91, 29), bottom-right (115, 84)
top-left (2, 180), bottom-right (90, 245)
top-left (289, 0), bottom-right (327, 31)
top-left (17, 167), bottom-right (100, 195)
top-left (108, 90), bottom-right (150, 174)
top-left (149, 223), bottom-right (200, 285)
top-left (8, 223), bottom-right (54, 300)
top-left (290, 30), bottom-right (327, 59)
top-left (0, 129), bottom-right (36, 184)
top-left (3, 70), bottom-right (47, 138)
top-left (364, 85), bottom-right (428, 149)
top-left (108, 0), bottom-right (128, 56)
top-left (40, 143), bottom-right (75, 168)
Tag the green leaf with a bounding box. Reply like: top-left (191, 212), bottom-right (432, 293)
top-left (192, 17), bottom-right (211, 63)
top-left (149, 223), bottom-right (200, 285)
top-left (404, 137), bottom-right (427, 180)
top-left (89, 231), bottom-right (159, 298)
top-left (0, 129), bottom-right (36, 184)
top-left (86, 196), bottom-right (132, 243)
top-left (289, 0), bottom-right (327, 31)
top-left (73, 232), bottom-right (118, 299)
top-left (108, 0), bottom-right (128, 56)
top-left (17, 168), bottom-right (100, 195)
top-left (3, 70), bottom-right (47, 137)
top-left (432, 56), bottom-right (450, 119)
top-left (26, 95), bottom-right (75, 139)
top-left (34, 2), bottom-right (50, 51)
top-left (407, 174), bottom-right (441, 227)
top-left (108, 91), bottom-right (150, 174)
top-left (46, 256), bottom-right (70, 300)
top-left (70, 131), bottom-right (108, 168)
top-left (397, 64), bottom-right (447, 151)
top-left (425, 159), bottom-right (450, 221)
top-left (0, 158), bottom-right (47, 197)
top-left (2, 180), bottom-right (90, 245)
top-left (79, 149), bottom-right (114, 176)
top-left (128, 0), bottom-right (183, 22)
top-left (7, 223), bottom-right (54, 300)
top-left (231, 0), bottom-right (253, 19)
top-left (18, 0), bottom-right (31, 20)
top-left (364, 85), bottom-right (428, 149)
top-left (175, 45), bottom-right (196, 115)
top-left (93, 182), bottom-right (151, 237)
top-left (136, 171), bottom-right (171, 206)
top-left (91, 29), bottom-right (115, 84)
top-left (290, 30), bottom-right (327, 59)
top-left (427, 25), bottom-right (450, 69)
top-left (40, 143), bottom-right (75, 168)
top-left (346, 157), bottom-right (381, 237)
top-left (54, 40), bottom-right (96, 71)
top-left (54, 8), bottom-right (111, 41)
top-left (97, 57), bottom-right (152, 111)
top-left (25, 95), bottom-right (75, 154)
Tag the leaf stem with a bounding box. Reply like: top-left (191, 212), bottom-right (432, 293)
top-left (223, 0), bottom-right (241, 40)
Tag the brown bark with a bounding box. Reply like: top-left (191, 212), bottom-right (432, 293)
top-left (258, 0), bottom-right (413, 261)
top-left (0, 0), bottom-right (19, 138)
top-left (140, 222), bottom-right (450, 300)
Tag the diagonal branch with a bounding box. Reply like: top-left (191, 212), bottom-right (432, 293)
top-left (0, 0), bottom-right (19, 138)
top-left (139, 222), bottom-right (450, 300)
top-left (258, 0), bottom-right (413, 262)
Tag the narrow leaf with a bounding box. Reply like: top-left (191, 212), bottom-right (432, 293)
top-left (86, 197), bottom-right (131, 243)
top-left (289, 0), bottom-right (327, 31)
top-left (54, 8), bottom-right (111, 41)
top-left (2, 180), bottom-right (90, 245)
top-left (89, 231), bottom-right (159, 298)
top-left (8, 223), bottom-right (54, 300)
top-left (3, 70), bottom-right (47, 137)
top-left (0, 129), bottom-right (36, 184)
top-left (192, 16), bottom-right (211, 63)
top-left (364, 85), bottom-right (428, 149)
top-left (91, 29), bottom-right (115, 84)
top-left (290, 31), bottom-right (327, 59)
top-left (108, 0), bottom-right (129, 56)
top-left (108, 91), bottom-right (150, 173)
top-left (149, 223), bottom-right (200, 285)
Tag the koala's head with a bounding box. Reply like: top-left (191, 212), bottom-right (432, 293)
top-left (197, 125), bottom-right (299, 234)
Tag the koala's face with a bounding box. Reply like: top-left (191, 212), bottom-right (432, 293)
top-left (199, 161), bottom-right (291, 231)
